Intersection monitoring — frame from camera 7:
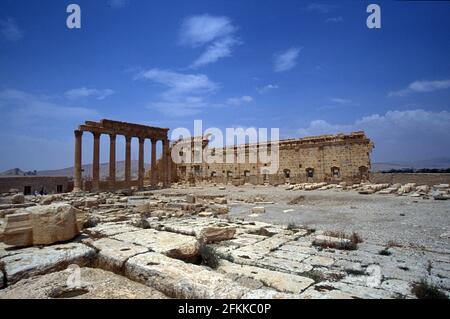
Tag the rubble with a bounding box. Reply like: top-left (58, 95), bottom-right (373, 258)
top-left (1, 183), bottom-right (449, 299)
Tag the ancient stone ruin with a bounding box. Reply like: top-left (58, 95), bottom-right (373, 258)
top-left (0, 120), bottom-right (449, 300)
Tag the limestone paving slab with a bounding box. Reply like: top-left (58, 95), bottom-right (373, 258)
top-left (0, 243), bottom-right (95, 285)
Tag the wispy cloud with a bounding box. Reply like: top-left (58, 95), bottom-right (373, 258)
top-left (226, 95), bottom-right (254, 106)
top-left (135, 68), bottom-right (219, 116)
top-left (135, 68), bottom-right (218, 95)
top-left (389, 79), bottom-right (450, 97)
top-left (325, 16), bottom-right (343, 23)
top-left (257, 84), bottom-right (279, 94)
top-left (306, 3), bottom-right (337, 14)
top-left (179, 14), bottom-right (241, 68)
top-left (273, 47), bottom-right (301, 72)
top-left (191, 36), bottom-right (241, 68)
top-left (65, 87), bottom-right (115, 100)
top-left (298, 109), bottom-right (450, 162)
top-left (0, 18), bottom-right (24, 42)
top-left (330, 97), bottom-right (357, 105)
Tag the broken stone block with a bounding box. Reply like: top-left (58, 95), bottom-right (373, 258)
top-left (0, 243), bottom-right (95, 285)
top-left (214, 197), bottom-right (227, 204)
top-left (197, 226), bottom-right (236, 243)
top-left (198, 212), bottom-right (213, 217)
top-left (124, 252), bottom-right (248, 298)
top-left (84, 198), bottom-right (99, 208)
top-left (251, 206), bottom-right (266, 214)
top-left (11, 194), bottom-right (25, 204)
top-left (186, 194), bottom-right (196, 203)
top-left (211, 204), bottom-right (229, 215)
top-left (113, 229), bottom-right (200, 262)
top-left (2, 203), bottom-right (85, 247)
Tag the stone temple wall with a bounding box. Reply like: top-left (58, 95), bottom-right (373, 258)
top-left (171, 131), bottom-right (374, 185)
top-left (0, 176), bottom-right (71, 194)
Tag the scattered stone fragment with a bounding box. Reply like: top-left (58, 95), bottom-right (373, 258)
top-left (197, 226), bottom-right (236, 243)
top-left (251, 206), bottom-right (265, 214)
top-left (11, 194), bottom-right (25, 204)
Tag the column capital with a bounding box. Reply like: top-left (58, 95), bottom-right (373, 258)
top-left (151, 137), bottom-right (158, 145)
top-left (74, 130), bottom-right (83, 137)
top-left (125, 135), bottom-right (132, 143)
top-left (92, 131), bottom-right (101, 139)
top-left (139, 137), bottom-right (145, 144)
top-left (109, 133), bottom-right (117, 140)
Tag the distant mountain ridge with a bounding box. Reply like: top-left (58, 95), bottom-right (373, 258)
top-left (0, 160), bottom-right (149, 180)
top-left (372, 157), bottom-right (450, 172)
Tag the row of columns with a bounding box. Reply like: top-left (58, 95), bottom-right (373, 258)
top-left (73, 130), bottom-right (170, 192)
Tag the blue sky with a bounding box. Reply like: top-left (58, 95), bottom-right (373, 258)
top-left (1, 0), bottom-right (450, 171)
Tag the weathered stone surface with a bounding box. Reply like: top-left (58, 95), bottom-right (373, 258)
top-left (89, 238), bottom-right (148, 273)
top-left (84, 222), bottom-right (141, 238)
top-left (113, 229), bottom-right (200, 262)
top-left (218, 260), bottom-right (314, 293)
top-left (0, 243), bottom-right (95, 285)
top-left (0, 267), bottom-right (167, 299)
top-left (11, 194), bottom-right (25, 204)
top-left (124, 252), bottom-right (248, 298)
top-left (29, 204), bottom-right (82, 246)
top-left (2, 204), bottom-right (84, 247)
top-left (197, 226), bottom-right (236, 243)
top-left (304, 256), bottom-right (335, 267)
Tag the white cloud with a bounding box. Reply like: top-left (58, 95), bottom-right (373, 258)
top-left (179, 14), bottom-right (240, 68)
top-left (136, 69), bottom-right (220, 117)
top-left (191, 36), bottom-right (241, 68)
top-left (325, 16), bottom-right (343, 23)
top-left (306, 3), bottom-right (337, 14)
top-left (226, 95), bottom-right (254, 106)
top-left (0, 18), bottom-right (24, 42)
top-left (257, 84), bottom-right (279, 94)
top-left (179, 14), bottom-right (237, 47)
top-left (274, 47), bottom-right (301, 72)
top-left (135, 68), bottom-right (218, 95)
top-left (65, 87), bottom-right (115, 100)
top-left (298, 109), bottom-right (450, 162)
top-left (389, 79), bottom-right (450, 97)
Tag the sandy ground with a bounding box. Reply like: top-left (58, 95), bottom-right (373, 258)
top-left (154, 185), bottom-right (450, 252)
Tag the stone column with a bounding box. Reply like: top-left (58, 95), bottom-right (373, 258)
top-left (125, 136), bottom-right (132, 186)
top-left (92, 132), bottom-right (101, 192)
top-left (109, 134), bottom-right (116, 190)
top-left (151, 138), bottom-right (157, 186)
top-left (167, 140), bottom-right (171, 186)
top-left (162, 139), bottom-right (169, 187)
top-left (138, 137), bottom-right (145, 188)
top-left (73, 130), bottom-right (83, 192)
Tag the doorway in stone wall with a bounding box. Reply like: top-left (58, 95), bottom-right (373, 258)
top-left (283, 169), bottom-right (291, 183)
top-left (24, 185), bottom-right (31, 195)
